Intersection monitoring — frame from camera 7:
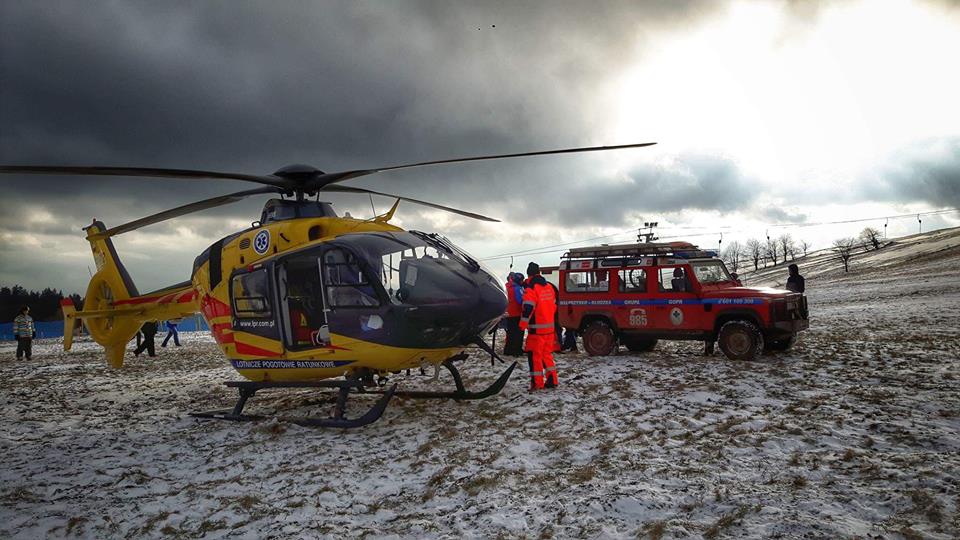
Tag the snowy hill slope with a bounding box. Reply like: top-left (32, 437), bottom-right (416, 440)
top-left (740, 226), bottom-right (960, 289)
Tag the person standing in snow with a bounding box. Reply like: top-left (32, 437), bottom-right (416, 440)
top-left (13, 305), bottom-right (35, 360)
top-left (161, 318), bottom-right (182, 347)
top-left (786, 264), bottom-right (805, 293)
top-left (520, 262), bottom-right (558, 390)
top-left (503, 272), bottom-right (525, 357)
top-left (133, 320), bottom-right (158, 357)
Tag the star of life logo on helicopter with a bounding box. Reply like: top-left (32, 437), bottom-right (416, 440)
top-left (253, 230), bottom-right (270, 254)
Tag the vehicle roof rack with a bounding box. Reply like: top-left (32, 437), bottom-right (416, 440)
top-left (563, 241), bottom-right (717, 260)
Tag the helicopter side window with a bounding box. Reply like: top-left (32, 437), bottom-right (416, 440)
top-left (232, 269), bottom-right (272, 318)
top-left (323, 249), bottom-right (380, 307)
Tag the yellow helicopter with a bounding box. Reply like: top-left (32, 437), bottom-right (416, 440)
top-left (1, 142), bottom-right (655, 427)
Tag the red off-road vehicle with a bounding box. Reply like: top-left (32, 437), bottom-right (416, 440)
top-left (549, 242), bottom-right (808, 360)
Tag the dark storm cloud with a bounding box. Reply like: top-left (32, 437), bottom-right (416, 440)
top-left (0, 0), bottom-right (714, 195)
top-left (760, 207), bottom-right (807, 224)
top-left (870, 138), bottom-right (960, 209)
top-left (544, 152), bottom-right (759, 226)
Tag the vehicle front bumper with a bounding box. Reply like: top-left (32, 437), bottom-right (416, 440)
top-left (773, 319), bottom-right (809, 333)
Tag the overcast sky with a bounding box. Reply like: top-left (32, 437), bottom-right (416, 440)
top-left (2, 0), bottom-right (959, 295)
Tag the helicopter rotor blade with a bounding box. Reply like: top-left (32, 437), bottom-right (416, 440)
top-left (324, 185), bottom-right (500, 223)
top-left (306, 142), bottom-right (658, 190)
top-left (88, 186), bottom-right (283, 239)
top-left (0, 165), bottom-right (290, 188)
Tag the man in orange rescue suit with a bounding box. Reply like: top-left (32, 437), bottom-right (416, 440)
top-left (519, 262), bottom-right (559, 390)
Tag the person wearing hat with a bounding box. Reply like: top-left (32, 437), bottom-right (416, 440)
top-left (519, 262), bottom-right (559, 390)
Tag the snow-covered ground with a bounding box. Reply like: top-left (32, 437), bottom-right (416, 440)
top-left (2, 231), bottom-right (959, 539)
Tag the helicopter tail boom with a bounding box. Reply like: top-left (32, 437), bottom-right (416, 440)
top-left (76, 221), bottom-right (199, 367)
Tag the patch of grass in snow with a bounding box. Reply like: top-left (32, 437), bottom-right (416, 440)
top-left (702, 504), bottom-right (758, 539)
top-left (197, 519), bottom-right (227, 534)
top-left (461, 474), bottom-right (499, 496)
top-left (421, 464), bottom-right (455, 501)
top-left (64, 516), bottom-right (88, 536)
top-left (1, 485), bottom-right (40, 503)
top-left (235, 494), bottom-right (261, 511)
top-left (138, 511), bottom-right (174, 535)
top-left (898, 526), bottom-right (924, 540)
top-left (567, 465), bottom-right (596, 484)
top-left (639, 520), bottom-right (667, 540)
top-left (537, 524), bottom-right (554, 539)
top-left (909, 489), bottom-right (943, 523)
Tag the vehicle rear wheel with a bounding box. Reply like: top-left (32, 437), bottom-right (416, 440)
top-left (765, 335), bottom-right (796, 352)
top-left (582, 321), bottom-right (616, 356)
top-left (717, 320), bottom-right (764, 361)
top-left (622, 336), bottom-right (658, 353)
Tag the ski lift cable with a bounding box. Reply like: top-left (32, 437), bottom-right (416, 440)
top-left (477, 207), bottom-right (959, 261)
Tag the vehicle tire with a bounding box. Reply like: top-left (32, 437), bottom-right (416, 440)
top-left (717, 320), bottom-right (764, 361)
top-left (582, 321), bottom-right (617, 356)
top-left (765, 335), bottom-right (796, 353)
top-left (622, 336), bottom-right (658, 353)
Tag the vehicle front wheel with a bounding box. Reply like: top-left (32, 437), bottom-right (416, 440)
top-left (717, 320), bottom-right (764, 361)
top-left (582, 321), bottom-right (617, 356)
top-left (765, 335), bottom-right (796, 352)
top-left (622, 336), bottom-right (658, 353)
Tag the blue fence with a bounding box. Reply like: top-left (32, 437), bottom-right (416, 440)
top-left (0, 316), bottom-right (210, 341)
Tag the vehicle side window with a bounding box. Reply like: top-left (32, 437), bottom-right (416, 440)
top-left (658, 267), bottom-right (691, 293)
top-left (323, 248), bottom-right (380, 307)
top-left (565, 270), bottom-right (609, 293)
top-left (232, 269), bottom-right (272, 318)
top-left (618, 269), bottom-right (647, 293)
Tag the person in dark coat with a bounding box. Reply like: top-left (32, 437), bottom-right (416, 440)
top-left (786, 264), bottom-right (805, 293)
top-left (561, 327), bottom-right (578, 353)
top-left (134, 321), bottom-right (158, 357)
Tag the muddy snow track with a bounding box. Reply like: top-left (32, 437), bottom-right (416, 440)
top-left (1, 266), bottom-right (958, 538)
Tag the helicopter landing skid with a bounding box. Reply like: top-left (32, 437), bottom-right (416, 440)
top-left (365, 359), bottom-right (518, 400)
top-left (190, 380), bottom-right (397, 429)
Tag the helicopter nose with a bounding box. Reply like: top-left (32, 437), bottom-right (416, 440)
top-left (475, 280), bottom-right (508, 326)
top-left (455, 279), bottom-right (508, 343)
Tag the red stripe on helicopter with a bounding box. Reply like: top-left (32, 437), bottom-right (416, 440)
top-left (235, 341), bottom-right (281, 357)
top-left (200, 294), bottom-right (231, 318)
top-left (113, 289), bottom-right (198, 306)
top-left (210, 322), bottom-right (234, 345)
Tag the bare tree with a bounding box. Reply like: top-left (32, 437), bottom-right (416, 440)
top-left (832, 237), bottom-right (856, 272)
top-left (721, 241), bottom-right (745, 273)
top-left (765, 237), bottom-right (779, 267)
top-left (799, 239), bottom-right (811, 257)
top-left (860, 227), bottom-right (882, 250)
top-left (777, 234), bottom-right (795, 263)
top-left (746, 239), bottom-right (763, 270)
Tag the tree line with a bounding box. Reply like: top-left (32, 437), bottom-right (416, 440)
top-left (720, 226), bottom-right (885, 274)
top-left (0, 286), bottom-right (83, 322)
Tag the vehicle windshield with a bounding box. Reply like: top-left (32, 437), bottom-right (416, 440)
top-left (333, 231), bottom-right (479, 304)
top-left (690, 260), bottom-right (733, 284)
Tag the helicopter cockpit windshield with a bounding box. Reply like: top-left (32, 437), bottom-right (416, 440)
top-left (334, 231), bottom-right (485, 306)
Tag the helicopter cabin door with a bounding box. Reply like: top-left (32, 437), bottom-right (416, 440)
top-left (278, 252), bottom-right (331, 349)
